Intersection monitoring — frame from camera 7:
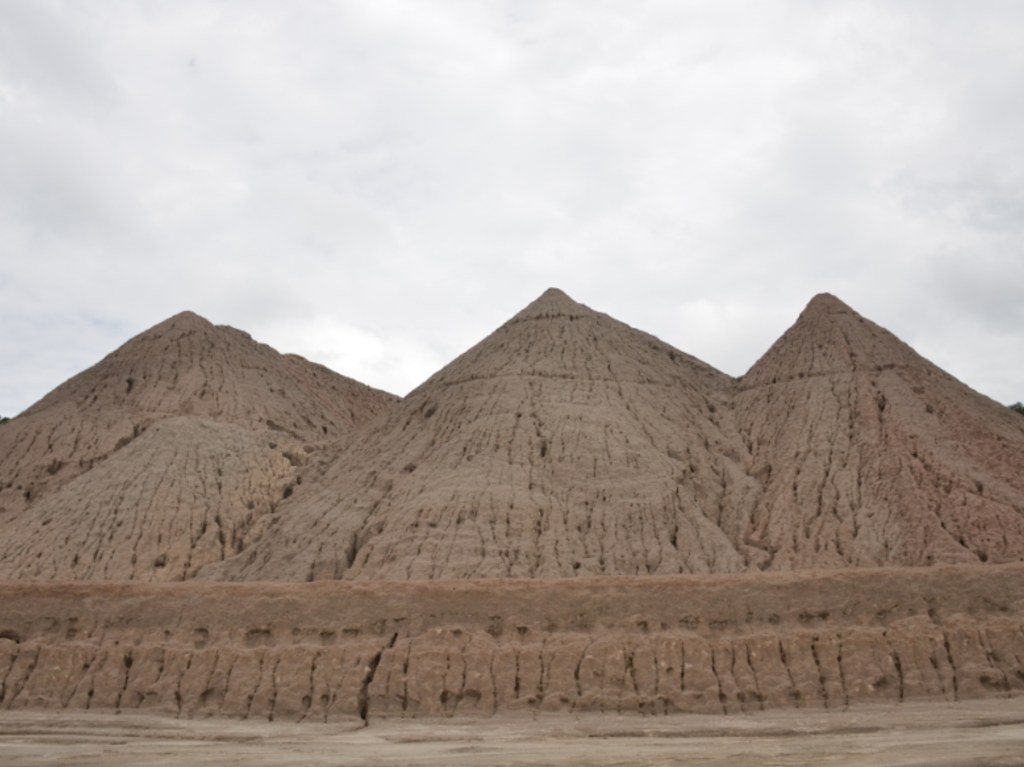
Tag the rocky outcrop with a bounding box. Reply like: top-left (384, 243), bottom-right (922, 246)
top-left (2, 566), bottom-right (1023, 722)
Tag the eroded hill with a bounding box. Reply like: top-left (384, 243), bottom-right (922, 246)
top-left (0, 312), bottom-right (397, 580)
top-left (2, 290), bottom-right (1024, 724)
top-left (734, 293), bottom-right (1024, 569)
top-left (2, 290), bottom-right (1023, 584)
top-left (206, 288), bottom-right (761, 581)
top-left (206, 290), bottom-right (1024, 582)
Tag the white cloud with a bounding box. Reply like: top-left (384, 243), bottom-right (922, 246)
top-left (1, 0), bottom-right (1023, 414)
top-left (254, 314), bottom-right (443, 397)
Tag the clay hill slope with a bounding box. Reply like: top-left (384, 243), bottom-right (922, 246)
top-left (3, 291), bottom-right (1023, 584)
top-left (734, 293), bottom-right (1024, 570)
top-left (211, 289), bottom-right (1024, 582)
top-left (207, 288), bottom-right (763, 581)
top-left (0, 312), bottom-right (397, 581)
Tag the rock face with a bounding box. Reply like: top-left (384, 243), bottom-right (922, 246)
top-left (1, 566), bottom-right (1023, 722)
top-left (0, 312), bottom-right (397, 581)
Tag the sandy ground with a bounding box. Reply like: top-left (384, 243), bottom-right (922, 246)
top-left (2, 700), bottom-right (1024, 766)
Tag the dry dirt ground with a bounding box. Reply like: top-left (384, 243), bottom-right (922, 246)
top-left (2, 699), bottom-right (1024, 767)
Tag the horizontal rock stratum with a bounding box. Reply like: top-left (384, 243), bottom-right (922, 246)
top-left (1, 566), bottom-right (1023, 722)
top-left (1, 289), bottom-right (1023, 722)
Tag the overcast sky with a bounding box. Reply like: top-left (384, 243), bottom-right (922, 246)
top-left (2, 1), bottom-right (1023, 416)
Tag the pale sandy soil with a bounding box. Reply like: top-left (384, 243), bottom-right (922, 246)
top-left (2, 700), bottom-right (1024, 766)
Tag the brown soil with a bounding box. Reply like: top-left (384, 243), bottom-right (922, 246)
top-left (735, 293), bottom-right (1024, 569)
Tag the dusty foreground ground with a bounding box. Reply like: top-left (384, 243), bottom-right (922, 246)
top-left (2, 700), bottom-right (1024, 767)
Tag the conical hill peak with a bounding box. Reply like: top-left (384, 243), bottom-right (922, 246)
top-left (734, 293), bottom-right (1024, 571)
top-left (213, 291), bottom-right (743, 581)
top-left (741, 293), bottom-right (923, 386)
top-left (124, 310), bottom-right (252, 352)
top-left (419, 288), bottom-right (727, 393)
top-left (798, 292), bottom-right (860, 324)
top-left (509, 287), bottom-right (591, 322)
top-left (157, 309), bottom-right (213, 329)
top-left (805, 291), bottom-right (850, 311)
top-left (1, 310), bottom-right (396, 521)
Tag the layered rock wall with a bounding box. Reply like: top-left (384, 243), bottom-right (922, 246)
top-left (3, 565), bottom-right (1022, 722)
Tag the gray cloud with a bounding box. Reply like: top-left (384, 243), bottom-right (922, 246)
top-left (2, 0), bottom-right (1023, 415)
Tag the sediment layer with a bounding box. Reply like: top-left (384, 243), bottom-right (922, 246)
top-left (3, 565), bottom-right (1023, 722)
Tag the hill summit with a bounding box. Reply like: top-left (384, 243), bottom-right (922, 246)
top-left (208, 289), bottom-right (1024, 581)
top-left (735, 292), bottom-right (1024, 569)
top-left (2, 290), bottom-right (1023, 584)
top-left (208, 287), bottom-right (758, 581)
top-left (0, 311), bottom-right (396, 580)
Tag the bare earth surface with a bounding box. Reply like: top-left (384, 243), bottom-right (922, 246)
top-left (3, 290), bottom-right (1024, 742)
top-left (2, 700), bottom-right (1024, 766)
top-left (0, 311), bottom-right (396, 581)
top-left (3, 567), bottom-right (1023, 721)
top-left (3, 290), bottom-right (1023, 585)
top-left (213, 289), bottom-right (1024, 582)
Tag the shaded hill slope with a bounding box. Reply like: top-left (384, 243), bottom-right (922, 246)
top-left (0, 311), bottom-right (396, 518)
top-left (0, 418), bottom-right (302, 581)
top-left (207, 288), bottom-right (762, 581)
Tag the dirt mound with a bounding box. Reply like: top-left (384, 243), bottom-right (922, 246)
top-left (0, 312), bottom-right (396, 518)
top-left (2, 291), bottom-right (1024, 725)
top-left (3, 290), bottom-right (1023, 587)
top-left (0, 312), bottom-right (397, 579)
top-left (206, 288), bottom-right (762, 581)
top-left (210, 290), bottom-right (1024, 582)
top-left (735, 293), bottom-right (1024, 569)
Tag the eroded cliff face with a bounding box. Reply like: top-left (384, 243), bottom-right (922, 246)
top-left (3, 566), bottom-right (1023, 723)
